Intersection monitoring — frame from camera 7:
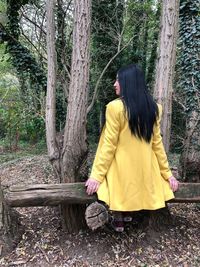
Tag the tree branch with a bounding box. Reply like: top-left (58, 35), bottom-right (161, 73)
top-left (20, 28), bottom-right (47, 64)
top-left (87, 36), bottom-right (134, 114)
top-left (21, 11), bottom-right (46, 35)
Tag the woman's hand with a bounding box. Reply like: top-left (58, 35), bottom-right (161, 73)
top-left (169, 176), bottom-right (179, 192)
top-left (85, 178), bottom-right (100, 195)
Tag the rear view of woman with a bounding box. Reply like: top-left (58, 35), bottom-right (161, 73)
top-left (86, 64), bottom-right (178, 232)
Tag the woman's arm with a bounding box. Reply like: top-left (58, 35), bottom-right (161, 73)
top-left (152, 104), bottom-right (172, 180)
top-left (152, 104), bottom-right (178, 191)
top-left (90, 101), bottom-right (120, 182)
top-left (86, 102), bottom-right (120, 194)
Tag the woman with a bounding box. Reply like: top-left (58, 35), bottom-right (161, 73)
top-left (86, 64), bottom-right (179, 232)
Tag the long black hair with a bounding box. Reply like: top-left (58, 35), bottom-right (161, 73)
top-left (118, 64), bottom-right (158, 143)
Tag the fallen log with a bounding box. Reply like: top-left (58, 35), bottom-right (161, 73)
top-left (5, 183), bottom-right (96, 207)
top-left (4, 182), bottom-right (200, 207)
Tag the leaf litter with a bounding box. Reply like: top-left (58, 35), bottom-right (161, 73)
top-left (0, 155), bottom-right (200, 266)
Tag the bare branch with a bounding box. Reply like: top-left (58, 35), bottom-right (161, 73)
top-left (61, 0), bottom-right (73, 17)
top-left (38, 11), bottom-right (46, 53)
top-left (20, 27), bottom-right (47, 64)
top-left (87, 36), bottom-right (134, 114)
top-left (21, 11), bottom-right (46, 35)
top-left (61, 58), bottom-right (71, 80)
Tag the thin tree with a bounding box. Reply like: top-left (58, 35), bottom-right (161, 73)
top-left (153, 0), bottom-right (180, 152)
top-left (46, 0), bottom-right (91, 232)
top-left (46, 0), bottom-right (59, 174)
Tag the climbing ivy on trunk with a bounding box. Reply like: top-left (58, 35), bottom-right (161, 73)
top-left (177, 0), bottom-right (200, 181)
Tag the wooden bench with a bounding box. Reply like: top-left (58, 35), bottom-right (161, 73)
top-left (4, 182), bottom-right (200, 207)
top-left (2, 182), bottom-right (200, 231)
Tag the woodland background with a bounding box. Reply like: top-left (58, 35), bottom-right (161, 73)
top-left (0, 0), bottom-right (200, 266)
top-left (0, 0), bottom-right (199, 179)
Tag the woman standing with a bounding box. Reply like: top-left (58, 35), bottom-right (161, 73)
top-left (86, 64), bottom-right (178, 231)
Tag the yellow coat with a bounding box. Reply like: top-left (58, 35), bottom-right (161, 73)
top-left (90, 99), bottom-right (174, 211)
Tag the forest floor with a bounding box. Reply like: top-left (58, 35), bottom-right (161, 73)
top-left (0, 152), bottom-right (200, 267)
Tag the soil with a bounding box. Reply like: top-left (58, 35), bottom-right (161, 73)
top-left (0, 155), bottom-right (200, 267)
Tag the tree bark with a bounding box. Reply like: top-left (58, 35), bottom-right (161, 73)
top-left (61, 0), bottom-right (91, 232)
top-left (0, 182), bottom-right (23, 257)
top-left (0, 182), bottom-right (19, 239)
top-left (0, 181), bottom-right (10, 234)
top-left (45, 0), bottom-right (60, 179)
top-left (45, 0), bottom-right (91, 232)
top-left (153, 0), bottom-right (180, 152)
top-left (0, 183), bottom-right (7, 233)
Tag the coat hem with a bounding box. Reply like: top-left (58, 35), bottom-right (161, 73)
top-left (99, 196), bottom-right (175, 212)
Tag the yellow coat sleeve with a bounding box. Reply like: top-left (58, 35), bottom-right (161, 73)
top-left (152, 104), bottom-right (173, 180)
top-left (90, 102), bottom-right (120, 183)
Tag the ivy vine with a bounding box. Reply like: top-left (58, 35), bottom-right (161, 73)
top-left (5, 0), bottom-right (46, 94)
top-left (178, 0), bottom-right (200, 114)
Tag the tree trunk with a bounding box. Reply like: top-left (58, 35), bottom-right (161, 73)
top-left (0, 182), bottom-right (19, 242)
top-left (153, 0), bottom-right (180, 152)
top-left (179, 111), bottom-right (200, 182)
top-left (177, 2), bottom-right (200, 182)
top-left (0, 184), bottom-right (8, 233)
top-left (61, 0), bottom-right (91, 232)
top-left (0, 190), bottom-right (11, 235)
top-left (45, 0), bottom-right (60, 179)
top-left (0, 182), bottom-right (22, 257)
top-left (45, 0), bottom-right (91, 232)
top-left (0, 184), bottom-right (11, 255)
